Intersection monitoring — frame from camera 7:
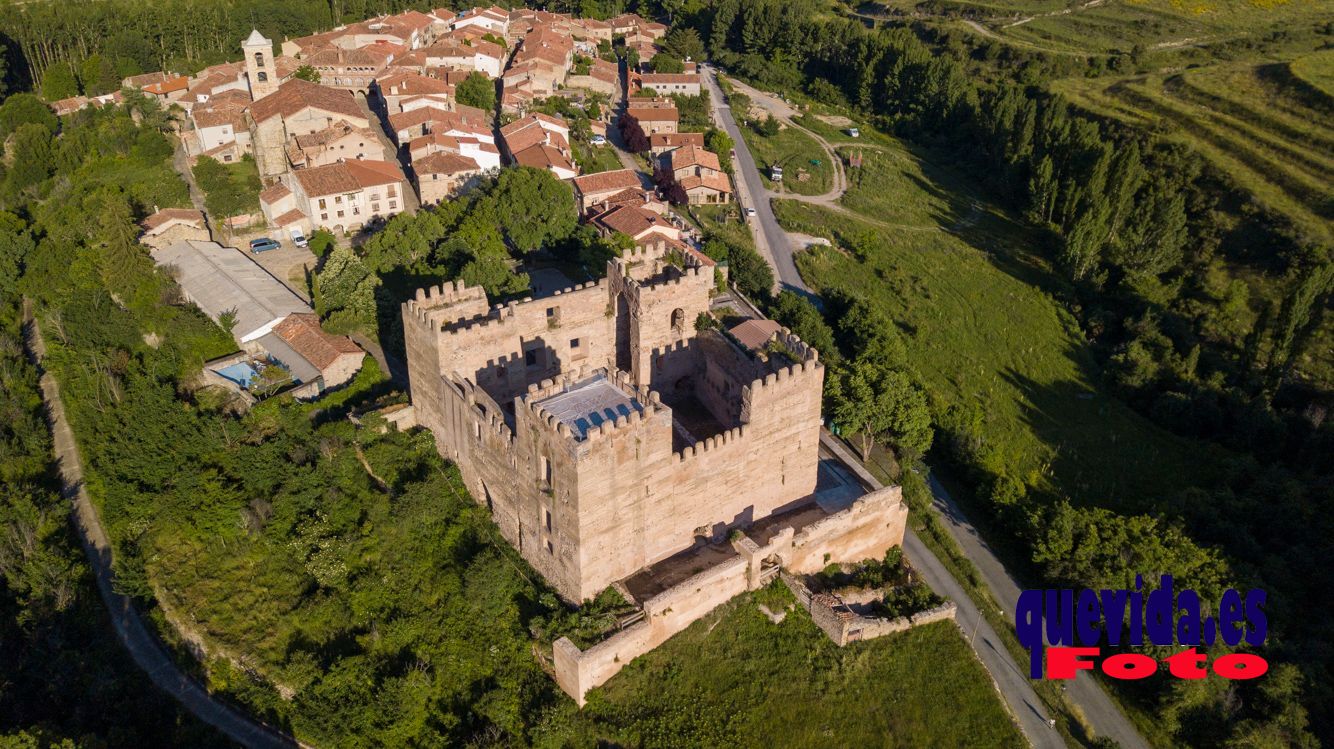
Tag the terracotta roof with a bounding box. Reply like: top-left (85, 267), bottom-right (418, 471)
top-left (259, 183), bottom-right (292, 204)
top-left (377, 70), bottom-right (451, 95)
top-left (596, 187), bottom-right (653, 208)
top-left (389, 106), bottom-right (453, 132)
top-left (141, 208), bottom-right (205, 231)
top-left (670, 145), bottom-right (722, 173)
top-left (626, 104), bottom-right (678, 122)
top-left (144, 76), bottom-right (190, 95)
top-left (293, 119), bottom-right (374, 149)
top-left (414, 150), bottom-right (482, 175)
top-left (592, 204), bottom-right (672, 238)
top-left (344, 159), bottom-right (407, 187)
top-left (307, 45), bottom-right (395, 69)
top-left (650, 132), bottom-right (705, 150)
top-left (512, 144), bottom-right (575, 175)
top-left (293, 160), bottom-right (403, 198)
top-left (249, 78), bottom-right (363, 124)
top-left (728, 319), bottom-right (782, 352)
top-left (124, 71), bottom-right (169, 88)
top-left (572, 169), bottom-right (642, 196)
top-left (272, 208), bottom-right (308, 226)
top-left (273, 313), bottom-right (362, 369)
top-left (678, 172), bottom-right (733, 194)
top-left (409, 132), bottom-right (462, 154)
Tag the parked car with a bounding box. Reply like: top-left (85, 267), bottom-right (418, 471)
top-left (847, 127), bottom-right (861, 138)
top-left (745, 207), bottom-right (757, 218)
top-left (289, 228), bottom-right (308, 248)
top-left (249, 237), bottom-right (281, 253)
top-left (590, 135), bottom-right (607, 146)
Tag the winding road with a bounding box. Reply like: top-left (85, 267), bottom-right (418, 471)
top-left (23, 299), bottom-right (301, 749)
top-left (703, 68), bottom-right (810, 294)
top-left (711, 68), bottom-right (1150, 748)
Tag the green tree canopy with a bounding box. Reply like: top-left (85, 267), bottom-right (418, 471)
top-left (455, 71), bottom-right (496, 112)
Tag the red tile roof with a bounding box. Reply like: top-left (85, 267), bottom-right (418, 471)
top-left (248, 78), bottom-right (364, 124)
top-left (273, 313), bottom-right (362, 369)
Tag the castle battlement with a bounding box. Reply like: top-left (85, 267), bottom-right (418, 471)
top-left (449, 375), bottom-right (515, 443)
top-left (403, 280), bottom-right (488, 327)
top-left (520, 367), bottom-right (662, 445)
top-left (672, 424), bottom-right (747, 463)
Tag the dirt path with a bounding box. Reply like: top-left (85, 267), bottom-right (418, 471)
top-left (22, 298), bottom-right (302, 749)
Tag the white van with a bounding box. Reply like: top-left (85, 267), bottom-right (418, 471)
top-left (289, 227), bottom-right (308, 248)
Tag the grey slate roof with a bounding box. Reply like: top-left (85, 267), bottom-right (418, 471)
top-left (152, 240), bottom-right (311, 345)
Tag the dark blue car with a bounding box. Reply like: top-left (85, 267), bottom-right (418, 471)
top-left (249, 237), bottom-right (281, 253)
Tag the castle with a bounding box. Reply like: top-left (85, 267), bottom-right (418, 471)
top-left (403, 250), bottom-right (908, 700)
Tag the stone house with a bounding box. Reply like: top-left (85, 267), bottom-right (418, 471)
top-left (190, 89), bottom-right (252, 161)
top-left (413, 151), bottom-right (484, 205)
top-left (374, 71), bottom-right (453, 114)
top-left (451, 5), bottom-right (510, 35)
top-left (284, 159), bottom-right (409, 232)
top-left (408, 132), bottom-right (501, 170)
top-left (666, 145), bottom-right (732, 205)
top-left (570, 169), bottom-right (644, 214)
top-left (285, 120), bottom-right (379, 169)
top-left (306, 44), bottom-right (400, 93)
top-left (624, 105), bottom-right (678, 139)
top-left (266, 313), bottom-right (364, 389)
top-left (649, 132), bottom-right (705, 157)
top-left (140, 208), bottom-right (209, 248)
top-left (248, 79), bottom-right (369, 179)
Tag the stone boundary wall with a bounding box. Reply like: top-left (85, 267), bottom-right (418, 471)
top-left (780, 572), bottom-right (957, 647)
top-left (552, 483), bottom-right (909, 705)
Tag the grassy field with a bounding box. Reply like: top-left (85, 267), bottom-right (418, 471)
top-left (773, 135), bottom-right (1211, 514)
top-left (862, 0), bottom-right (1333, 56)
top-left (1051, 63), bottom-right (1333, 246)
top-left (582, 587), bottom-right (1026, 748)
top-left (1290, 48), bottom-right (1334, 99)
top-left (735, 121), bottom-right (835, 196)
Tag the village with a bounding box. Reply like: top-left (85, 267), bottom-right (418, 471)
top-left (61, 6), bottom-right (741, 403)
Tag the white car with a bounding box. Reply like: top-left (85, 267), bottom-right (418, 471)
top-left (590, 135), bottom-right (607, 146)
top-left (745, 207), bottom-right (757, 218)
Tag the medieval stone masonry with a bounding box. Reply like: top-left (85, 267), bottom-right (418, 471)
top-left (404, 250), bottom-right (908, 701)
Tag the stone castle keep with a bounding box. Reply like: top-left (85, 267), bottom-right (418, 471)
top-left (403, 250), bottom-right (908, 701)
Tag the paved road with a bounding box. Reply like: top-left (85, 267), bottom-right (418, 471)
top-left (820, 433), bottom-right (1064, 749)
top-left (928, 475), bottom-right (1150, 749)
top-left (702, 68), bottom-right (809, 294)
top-left (711, 65), bottom-right (1148, 742)
top-left (23, 300), bottom-right (301, 749)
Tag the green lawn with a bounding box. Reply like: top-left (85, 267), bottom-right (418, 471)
top-left (774, 138), bottom-right (1211, 514)
top-left (581, 587), bottom-right (1026, 749)
top-left (735, 121), bottom-right (834, 196)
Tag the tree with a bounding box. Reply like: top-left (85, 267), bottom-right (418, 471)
top-left (754, 114), bottom-right (779, 137)
top-left (0, 94), bottom-right (58, 138)
top-left (315, 243), bottom-right (379, 332)
top-left (705, 128), bottom-right (733, 172)
top-left (192, 155), bottom-right (256, 219)
top-left (79, 54), bottom-right (121, 96)
top-left (455, 71), bottom-right (496, 112)
top-left (488, 167), bottom-right (577, 253)
top-left (6, 124), bottom-right (55, 195)
top-left (40, 62), bottom-right (80, 100)
top-left (649, 55), bottom-right (685, 74)
top-left (830, 359), bottom-right (932, 461)
top-left (292, 65), bottom-right (320, 83)
top-left (661, 27), bottom-right (705, 62)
